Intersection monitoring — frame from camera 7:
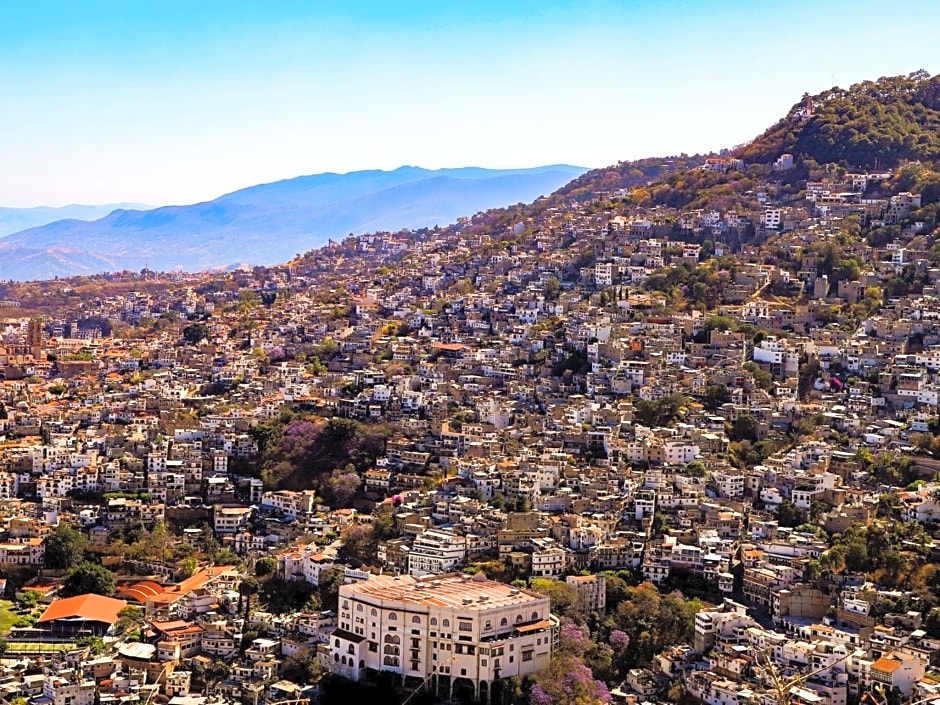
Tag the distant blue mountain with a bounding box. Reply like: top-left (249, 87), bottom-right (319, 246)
top-left (0, 203), bottom-right (152, 238)
top-left (0, 165), bottom-right (586, 281)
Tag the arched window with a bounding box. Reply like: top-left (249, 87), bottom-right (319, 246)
top-left (383, 656), bottom-right (400, 667)
top-left (371, 608), bottom-right (378, 616)
top-left (341, 655), bottom-right (347, 665)
top-left (388, 612), bottom-right (398, 621)
top-left (500, 617), bottom-right (508, 627)
top-left (412, 616), bottom-right (421, 624)
top-left (334, 639), bottom-right (340, 647)
top-left (359, 660), bottom-right (365, 669)
top-left (384, 645), bottom-right (400, 655)
top-left (430, 618), bottom-right (438, 626)
top-left (515, 615), bottom-right (523, 624)
top-left (532, 611), bottom-right (539, 621)
top-left (442, 619), bottom-right (450, 628)
top-left (384, 634), bottom-right (400, 645)
top-left (334, 653), bottom-right (339, 662)
top-left (357, 604), bottom-right (363, 612)
top-left (348, 645), bottom-right (355, 654)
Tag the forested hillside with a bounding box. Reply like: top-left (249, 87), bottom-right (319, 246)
top-left (736, 69), bottom-right (940, 168)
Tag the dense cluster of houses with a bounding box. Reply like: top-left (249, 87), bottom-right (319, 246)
top-left (0, 148), bottom-right (938, 705)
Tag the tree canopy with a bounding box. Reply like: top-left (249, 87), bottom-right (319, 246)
top-left (43, 524), bottom-right (88, 570)
top-left (60, 561), bottom-right (116, 598)
top-left (736, 71), bottom-right (940, 169)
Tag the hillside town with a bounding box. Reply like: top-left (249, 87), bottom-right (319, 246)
top-left (3, 105), bottom-right (940, 705)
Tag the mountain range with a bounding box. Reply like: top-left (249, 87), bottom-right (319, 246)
top-left (0, 203), bottom-right (152, 238)
top-left (0, 165), bottom-right (586, 281)
top-left (9, 70), bottom-right (940, 283)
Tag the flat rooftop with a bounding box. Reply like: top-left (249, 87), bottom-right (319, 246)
top-left (343, 573), bottom-right (546, 609)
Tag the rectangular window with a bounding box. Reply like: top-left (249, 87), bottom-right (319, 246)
top-left (459, 622), bottom-right (472, 632)
top-left (522, 651), bottom-right (533, 662)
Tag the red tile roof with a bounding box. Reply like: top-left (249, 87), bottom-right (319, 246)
top-left (37, 594), bottom-right (127, 625)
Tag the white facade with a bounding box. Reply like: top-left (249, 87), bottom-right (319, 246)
top-left (331, 574), bottom-right (556, 699)
top-left (407, 529), bottom-right (468, 576)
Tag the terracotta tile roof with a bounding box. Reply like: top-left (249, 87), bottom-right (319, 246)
top-left (37, 594), bottom-right (127, 625)
top-left (872, 656), bottom-right (903, 674)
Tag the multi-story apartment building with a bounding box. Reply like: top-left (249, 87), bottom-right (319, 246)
top-left (260, 489), bottom-right (317, 518)
top-left (566, 574), bottom-right (606, 617)
top-left (43, 673), bottom-right (96, 705)
top-left (213, 505), bottom-right (254, 535)
top-left (330, 573), bottom-right (556, 701)
top-left (407, 529), bottom-right (467, 576)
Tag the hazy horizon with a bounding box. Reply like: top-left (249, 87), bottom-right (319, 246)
top-left (2, 0), bottom-right (939, 207)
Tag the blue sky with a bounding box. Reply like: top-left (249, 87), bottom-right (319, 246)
top-left (2, 0), bottom-right (939, 207)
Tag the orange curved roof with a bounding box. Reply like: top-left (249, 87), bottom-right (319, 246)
top-left (116, 580), bottom-right (165, 603)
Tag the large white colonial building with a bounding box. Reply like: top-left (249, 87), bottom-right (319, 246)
top-left (329, 573), bottom-right (557, 702)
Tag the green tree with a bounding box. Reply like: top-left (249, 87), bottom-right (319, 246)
top-left (372, 505), bottom-right (398, 540)
top-left (176, 556), bottom-right (198, 580)
top-left (530, 578), bottom-right (579, 619)
top-left (703, 384), bottom-right (731, 410)
top-left (77, 635), bottom-right (107, 655)
top-left (16, 590), bottom-right (41, 610)
top-left (238, 578), bottom-right (259, 618)
top-left (204, 660), bottom-right (231, 689)
top-left (730, 414), bottom-right (758, 442)
top-left (182, 323), bottom-right (209, 345)
top-left (340, 524), bottom-right (378, 564)
top-left (116, 605), bottom-right (145, 636)
top-left (609, 582), bottom-right (702, 668)
top-left (775, 500), bottom-right (806, 528)
top-left (544, 276), bottom-right (561, 302)
top-left (280, 648), bottom-right (324, 685)
top-left (317, 568), bottom-right (346, 612)
top-left (744, 361), bottom-right (774, 392)
top-left (43, 524), bottom-right (88, 570)
top-left (60, 562), bottom-right (115, 597)
top-left (255, 557), bottom-right (277, 577)
top-left (634, 394), bottom-right (689, 427)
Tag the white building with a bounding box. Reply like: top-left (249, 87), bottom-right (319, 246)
top-left (260, 489), bottom-right (316, 518)
top-left (331, 573), bottom-right (556, 701)
top-left (407, 529), bottom-right (468, 576)
top-left (762, 209), bottom-right (783, 229)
